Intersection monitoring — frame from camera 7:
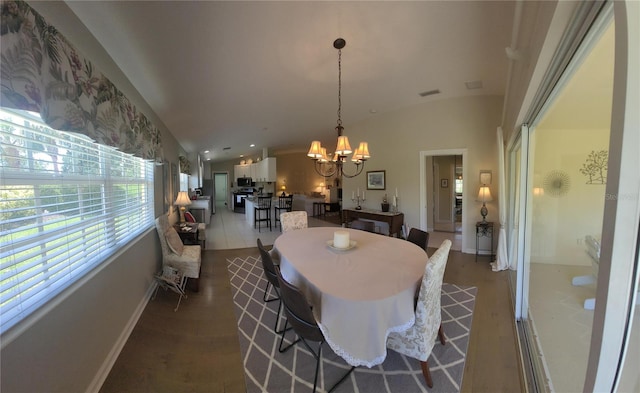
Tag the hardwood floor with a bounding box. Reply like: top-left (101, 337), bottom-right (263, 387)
top-left (103, 205), bottom-right (522, 392)
top-left (100, 243), bottom-right (522, 392)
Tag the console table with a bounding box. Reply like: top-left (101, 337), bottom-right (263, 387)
top-left (342, 208), bottom-right (404, 237)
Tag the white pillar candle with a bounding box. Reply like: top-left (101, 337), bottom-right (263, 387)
top-left (333, 230), bottom-right (350, 249)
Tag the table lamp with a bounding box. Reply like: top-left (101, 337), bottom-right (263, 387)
top-left (280, 185), bottom-right (286, 197)
top-left (174, 191), bottom-right (192, 223)
top-left (477, 186), bottom-right (493, 223)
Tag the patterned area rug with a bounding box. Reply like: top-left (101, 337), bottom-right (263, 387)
top-left (226, 256), bottom-right (477, 393)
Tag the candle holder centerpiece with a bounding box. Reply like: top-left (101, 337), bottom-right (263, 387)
top-left (351, 189), bottom-right (365, 210)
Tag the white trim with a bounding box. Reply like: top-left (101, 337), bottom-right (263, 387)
top-left (419, 149), bottom-right (468, 251)
top-left (85, 283), bottom-right (156, 393)
top-left (587, 1), bottom-right (640, 391)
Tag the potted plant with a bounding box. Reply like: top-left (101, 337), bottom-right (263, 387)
top-left (381, 194), bottom-right (390, 212)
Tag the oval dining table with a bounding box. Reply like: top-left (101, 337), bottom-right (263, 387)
top-left (273, 226), bottom-right (428, 368)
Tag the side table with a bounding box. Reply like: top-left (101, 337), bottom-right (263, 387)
top-left (174, 223), bottom-right (200, 246)
top-left (475, 221), bottom-right (494, 262)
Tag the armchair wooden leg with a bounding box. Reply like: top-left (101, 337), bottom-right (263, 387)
top-left (420, 360), bottom-right (433, 388)
top-left (438, 324), bottom-right (446, 345)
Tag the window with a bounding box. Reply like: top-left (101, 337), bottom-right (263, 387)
top-left (180, 173), bottom-right (189, 192)
top-left (0, 109), bottom-right (154, 334)
top-left (455, 178), bottom-right (463, 194)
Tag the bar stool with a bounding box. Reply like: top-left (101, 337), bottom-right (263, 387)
top-left (254, 196), bottom-right (272, 232)
top-left (274, 195), bottom-right (293, 231)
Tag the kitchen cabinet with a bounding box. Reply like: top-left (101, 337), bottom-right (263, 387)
top-left (254, 158), bottom-right (276, 182)
top-left (234, 158), bottom-right (276, 182)
top-left (234, 164), bottom-right (251, 180)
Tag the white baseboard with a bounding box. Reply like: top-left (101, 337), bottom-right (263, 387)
top-left (85, 283), bottom-right (156, 393)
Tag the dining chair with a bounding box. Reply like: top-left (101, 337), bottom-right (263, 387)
top-left (273, 195), bottom-right (293, 231)
top-left (254, 196), bottom-right (272, 232)
top-left (386, 239), bottom-right (452, 388)
top-left (275, 266), bottom-right (355, 393)
top-left (350, 219), bottom-right (375, 233)
top-left (407, 227), bottom-right (430, 252)
top-left (280, 211), bottom-right (308, 233)
top-left (257, 238), bottom-right (286, 334)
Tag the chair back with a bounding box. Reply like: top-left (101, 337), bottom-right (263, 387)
top-left (275, 266), bottom-right (324, 342)
top-left (407, 228), bottom-right (430, 252)
top-left (277, 195), bottom-right (293, 210)
top-left (387, 239), bottom-right (451, 362)
top-left (256, 196), bottom-right (272, 209)
top-left (350, 219), bottom-right (375, 232)
top-left (415, 240), bottom-right (451, 340)
top-left (280, 211), bottom-right (308, 233)
top-left (257, 238), bottom-right (279, 289)
top-left (155, 215), bottom-right (171, 257)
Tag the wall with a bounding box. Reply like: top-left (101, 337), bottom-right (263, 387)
top-left (0, 2), bottom-right (182, 392)
top-left (273, 152), bottom-right (330, 197)
top-left (342, 95), bottom-right (501, 253)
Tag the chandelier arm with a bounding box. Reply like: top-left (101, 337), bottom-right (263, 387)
top-left (314, 160), bottom-right (338, 178)
top-left (340, 162), bottom-right (365, 179)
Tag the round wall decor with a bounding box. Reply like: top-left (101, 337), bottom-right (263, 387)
top-left (543, 170), bottom-right (571, 197)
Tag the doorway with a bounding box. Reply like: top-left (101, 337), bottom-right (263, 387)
top-left (509, 12), bottom-right (618, 392)
top-left (420, 149), bottom-right (467, 251)
top-left (213, 172), bottom-right (229, 211)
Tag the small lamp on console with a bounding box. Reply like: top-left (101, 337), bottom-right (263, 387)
top-left (477, 186), bottom-right (493, 223)
top-left (174, 191), bottom-right (192, 223)
top-left (280, 185), bottom-right (287, 197)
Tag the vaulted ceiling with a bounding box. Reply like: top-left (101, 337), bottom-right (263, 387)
top-left (66, 1), bottom-right (516, 163)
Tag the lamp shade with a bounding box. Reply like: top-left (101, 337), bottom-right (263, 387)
top-left (174, 191), bottom-right (192, 206)
top-left (477, 186), bottom-right (493, 202)
top-left (307, 141), bottom-right (323, 159)
top-left (352, 142), bottom-right (370, 161)
top-left (335, 135), bottom-right (352, 155)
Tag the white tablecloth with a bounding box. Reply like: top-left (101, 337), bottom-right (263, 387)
top-left (273, 227), bottom-right (427, 367)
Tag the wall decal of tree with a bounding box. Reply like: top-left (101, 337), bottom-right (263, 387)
top-left (579, 150), bottom-right (608, 185)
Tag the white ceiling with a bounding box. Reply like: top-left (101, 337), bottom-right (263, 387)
top-left (66, 1), bottom-right (516, 163)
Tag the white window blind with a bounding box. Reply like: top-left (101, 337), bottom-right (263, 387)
top-left (0, 109), bottom-right (154, 334)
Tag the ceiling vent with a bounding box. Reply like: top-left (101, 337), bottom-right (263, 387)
top-left (223, 147), bottom-right (231, 150)
top-left (465, 80), bottom-right (483, 90)
top-left (419, 89), bottom-right (441, 97)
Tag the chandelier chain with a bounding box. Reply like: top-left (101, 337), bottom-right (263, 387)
top-left (337, 48), bottom-right (342, 128)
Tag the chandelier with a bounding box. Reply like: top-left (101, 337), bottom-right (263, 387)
top-left (307, 38), bottom-right (370, 178)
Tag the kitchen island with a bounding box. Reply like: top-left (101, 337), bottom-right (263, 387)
top-left (189, 197), bottom-right (211, 225)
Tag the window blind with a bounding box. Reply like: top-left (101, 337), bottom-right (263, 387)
top-left (0, 108), bottom-right (154, 334)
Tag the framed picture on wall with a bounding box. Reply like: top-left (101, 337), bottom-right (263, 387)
top-left (441, 179), bottom-right (448, 188)
top-left (366, 170), bottom-right (386, 190)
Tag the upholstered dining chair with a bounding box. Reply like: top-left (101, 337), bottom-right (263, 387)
top-left (257, 238), bottom-right (286, 334)
top-left (154, 215), bottom-right (202, 294)
top-left (274, 195), bottom-right (293, 231)
top-left (275, 266), bottom-right (355, 393)
top-left (386, 239), bottom-right (452, 388)
top-left (350, 219), bottom-right (375, 233)
top-left (280, 211), bottom-right (308, 233)
top-left (407, 227), bottom-right (430, 253)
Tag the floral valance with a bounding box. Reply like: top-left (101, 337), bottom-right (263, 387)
top-left (0, 0), bottom-right (163, 160)
top-left (178, 155), bottom-right (191, 174)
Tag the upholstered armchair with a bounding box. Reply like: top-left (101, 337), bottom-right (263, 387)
top-left (280, 211), bottom-right (308, 233)
top-left (386, 239), bottom-right (452, 388)
top-left (155, 215), bottom-right (202, 291)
